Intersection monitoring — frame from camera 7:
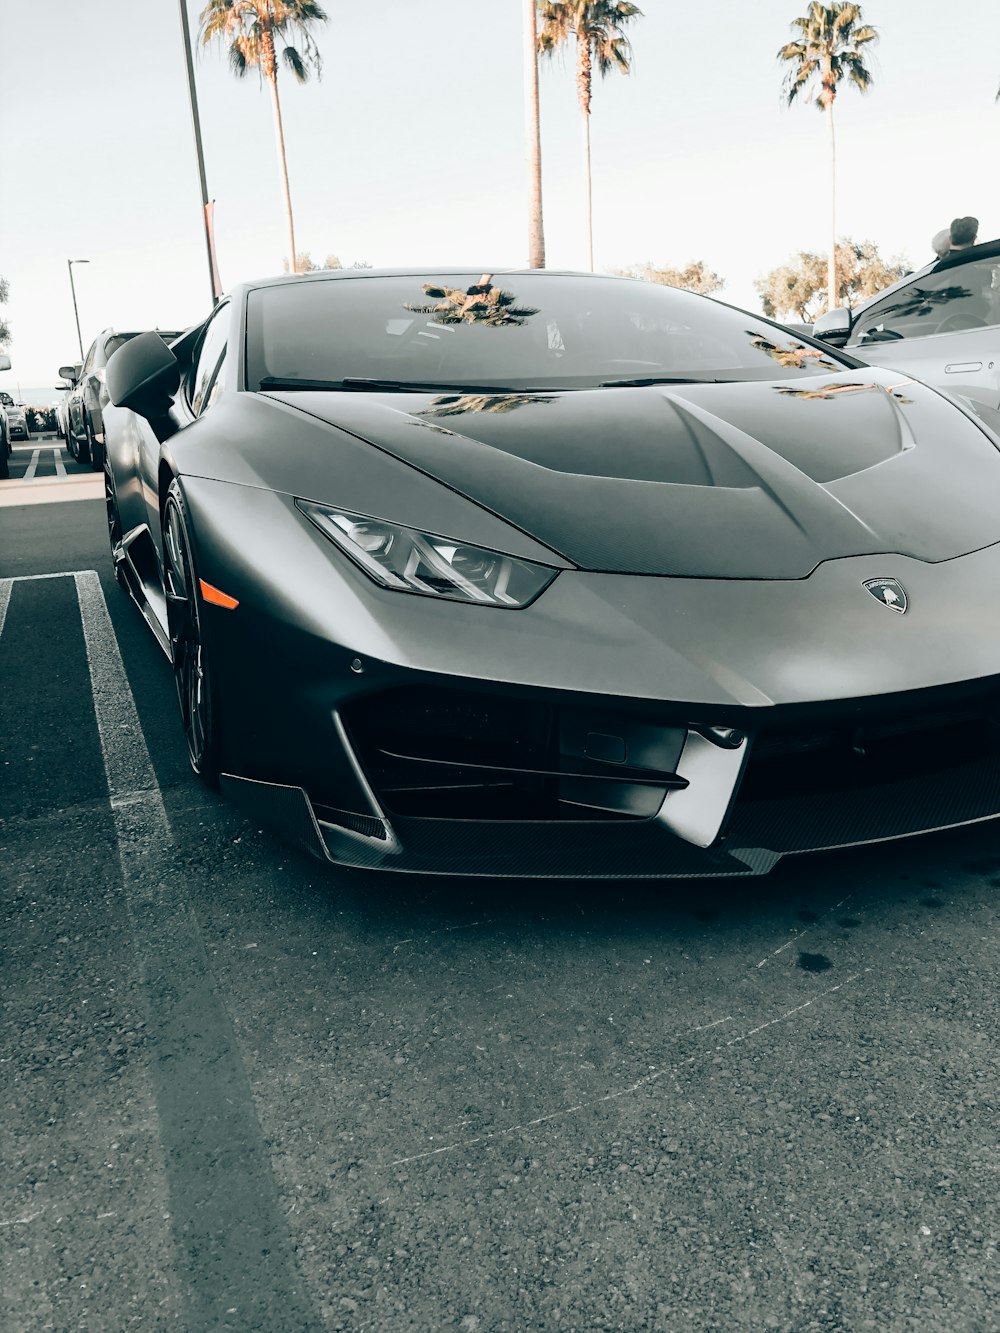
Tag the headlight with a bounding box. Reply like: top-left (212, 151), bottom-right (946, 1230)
top-left (296, 500), bottom-right (558, 608)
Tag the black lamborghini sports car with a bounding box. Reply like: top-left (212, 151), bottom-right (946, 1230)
top-left (103, 268), bottom-right (1000, 877)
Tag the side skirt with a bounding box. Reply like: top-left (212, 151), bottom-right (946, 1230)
top-left (115, 523), bottom-right (172, 660)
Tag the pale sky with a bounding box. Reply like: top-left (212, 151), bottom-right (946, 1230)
top-left (1, 0), bottom-right (997, 395)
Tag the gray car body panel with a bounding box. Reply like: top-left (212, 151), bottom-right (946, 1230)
top-left (179, 470), bottom-right (1000, 710)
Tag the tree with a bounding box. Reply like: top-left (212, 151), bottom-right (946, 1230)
top-left (200, 0), bottom-right (328, 274)
top-left (777, 2), bottom-right (878, 312)
top-left (281, 253), bottom-right (370, 271)
top-left (0, 275), bottom-right (10, 347)
top-left (755, 238), bottom-right (909, 322)
top-left (538, 1), bottom-right (642, 271)
top-left (524, 0), bottom-right (546, 268)
top-left (615, 260), bottom-right (724, 295)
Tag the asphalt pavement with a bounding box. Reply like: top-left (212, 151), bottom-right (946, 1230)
top-left (1, 439), bottom-right (997, 1332)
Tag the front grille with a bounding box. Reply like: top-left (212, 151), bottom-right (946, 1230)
top-left (742, 701), bottom-right (999, 804)
top-left (343, 687), bottom-right (687, 822)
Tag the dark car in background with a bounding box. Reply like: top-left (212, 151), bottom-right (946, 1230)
top-left (102, 267), bottom-right (1000, 879)
top-left (0, 355), bottom-right (12, 479)
top-left (64, 328), bottom-right (181, 469)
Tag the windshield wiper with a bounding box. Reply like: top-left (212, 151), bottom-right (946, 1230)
top-left (258, 375), bottom-right (527, 394)
top-left (599, 375), bottom-right (724, 388)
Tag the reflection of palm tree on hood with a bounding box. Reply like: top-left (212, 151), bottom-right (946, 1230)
top-left (749, 333), bottom-right (838, 370)
top-left (405, 276), bottom-right (540, 327)
top-left (420, 393), bottom-right (557, 418)
top-left (774, 381), bottom-right (912, 403)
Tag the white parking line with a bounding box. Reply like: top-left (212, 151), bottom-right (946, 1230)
top-left (73, 570), bottom-right (170, 836)
top-left (22, 448), bottom-right (41, 481)
top-left (0, 570), bottom-right (169, 833)
top-left (53, 449), bottom-right (66, 478)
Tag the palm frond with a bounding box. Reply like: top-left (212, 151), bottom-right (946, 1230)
top-left (282, 44), bottom-right (308, 82)
top-left (777, 2), bottom-right (877, 107)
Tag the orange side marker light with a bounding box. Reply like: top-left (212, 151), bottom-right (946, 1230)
top-left (199, 579), bottom-right (239, 610)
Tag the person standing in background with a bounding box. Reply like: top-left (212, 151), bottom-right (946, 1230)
top-left (949, 216), bottom-right (979, 250)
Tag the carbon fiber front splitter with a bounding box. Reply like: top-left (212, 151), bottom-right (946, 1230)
top-left (220, 745), bottom-right (1000, 877)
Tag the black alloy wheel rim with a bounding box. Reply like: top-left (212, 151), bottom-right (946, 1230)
top-left (164, 499), bottom-right (210, 774)
top-left (104, 466), bottom-right (128, 588)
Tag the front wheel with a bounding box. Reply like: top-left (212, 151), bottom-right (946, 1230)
top-left (163, 482), bottom-right (221, 785)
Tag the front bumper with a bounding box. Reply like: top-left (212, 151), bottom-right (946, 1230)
top-left (182, 478), bottom-right (1000, 877)
top-left (219, 673), bottom-right (1000, 877)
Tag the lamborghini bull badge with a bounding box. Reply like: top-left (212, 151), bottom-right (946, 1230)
top-left (863, 578), bottom-right (907, 614)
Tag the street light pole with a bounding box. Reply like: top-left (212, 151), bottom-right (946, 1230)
top-left (178, 0), bottom-right (220, 306)
top-left (67, 259), bottom-right (89, 360)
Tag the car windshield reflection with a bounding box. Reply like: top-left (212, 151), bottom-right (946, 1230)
top-left (245, 271), bottom-right (857, 393)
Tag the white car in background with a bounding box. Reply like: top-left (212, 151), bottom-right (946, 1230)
top-left (813, 237), bottom-right (1000, 415)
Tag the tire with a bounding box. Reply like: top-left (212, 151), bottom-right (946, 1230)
top-left (88, 421), bottom-right (104, 472)
top-left (0, 441), bottom-right (8, 480)
top-left (163, 481), bottom-right (222, 785)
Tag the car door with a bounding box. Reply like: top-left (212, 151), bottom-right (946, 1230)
top-left (847, 254), bottom-right (1000, 410)
top-left (69, 342), bottom-right (96, 442)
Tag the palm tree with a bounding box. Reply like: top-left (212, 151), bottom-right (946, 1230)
top-left (537, 1), bottom-right (642, 271)
top-left (777, 2), bottom-right (878, 312)
top-left (199, 0), bottom-right (328, 274)
top-left (524, 0), bottom-right (546, 268)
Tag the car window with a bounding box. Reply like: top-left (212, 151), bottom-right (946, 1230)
top-left (201, 346), bottom-right (228, 414)
top-left (81, 340), bottom-right (98, 374)
top-left (850, 254), bottom-right (1000, 346)
top-left (190, 304), bottom-right (229, 414)
top-left (246, 274), bottom-right (853, 392)
top-left (104, 332), bottom-right (139, 360)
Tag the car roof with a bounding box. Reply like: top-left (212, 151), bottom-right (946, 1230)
top-left (236, 267), bottom-right (626, 295)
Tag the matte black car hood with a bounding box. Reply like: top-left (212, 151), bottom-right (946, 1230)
top-left (266, 369), bottom-right (1000, 578)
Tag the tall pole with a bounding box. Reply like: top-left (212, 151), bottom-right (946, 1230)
top-left (178, 0), bottom-right (219, 306)
top-left (524, 0), bottom-right (545, 269)
top-left (67, 259), bottom-right (89, 360)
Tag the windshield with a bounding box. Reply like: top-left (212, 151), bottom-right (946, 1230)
top-left (246, 273), bottom-right (852, 392)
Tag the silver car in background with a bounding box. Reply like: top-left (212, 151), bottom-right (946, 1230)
top-left (813, 237), bottom-right (1000, 413)
top-left (1, 392), bottom-right (30, 440)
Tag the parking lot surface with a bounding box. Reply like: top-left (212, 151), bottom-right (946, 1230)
top-left (1, 441), bottom-right (998, 1331)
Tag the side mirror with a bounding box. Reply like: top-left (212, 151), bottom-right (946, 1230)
top-left (58, 364), bottom-right (80, 384)
top-left (106, 332), bottom-right (180, 419)
top-left (812, 307), bottom-right (852, 347)
top-left (0, 353), bottom-right (10, 372)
